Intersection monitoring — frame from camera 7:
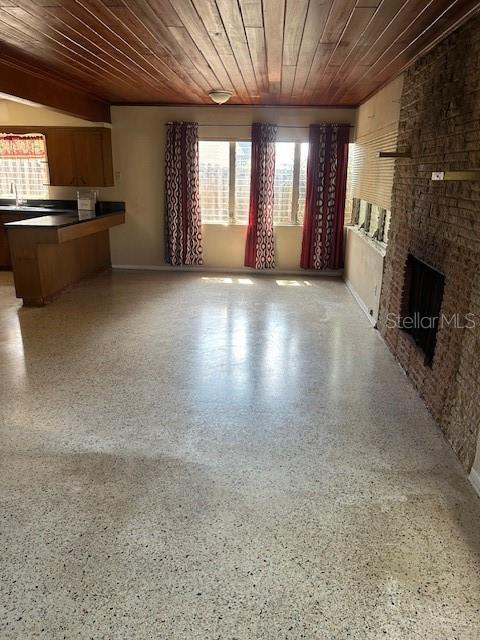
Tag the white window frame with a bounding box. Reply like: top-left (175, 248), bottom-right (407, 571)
top-left (200, 140), bottom-right (308, 226)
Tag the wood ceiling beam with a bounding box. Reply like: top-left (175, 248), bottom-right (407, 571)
top-left (0, 57), bottom-right (111, 122)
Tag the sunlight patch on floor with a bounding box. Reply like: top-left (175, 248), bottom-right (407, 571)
top-left (201, 277), bottom-right (233, 283)
top-left (201, 277), bottom-right (314, 287)
top-left (201, 277), bottom-right (255, 285)
top-left (276, 280), bottom-right (301, 286)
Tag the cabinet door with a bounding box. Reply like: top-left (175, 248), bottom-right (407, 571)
top-left (45, 130), bottom-right (78, 186)
top-left (46, 128), bottom-right (114, 187)
top-left (99, 129), bottom-right (114, 186)
top-left (0, 218), bottom-right (10, 268)
top-left (0, 212), bottom-right (42, 267)
top-left (73, 129), bottom-right (106, 187)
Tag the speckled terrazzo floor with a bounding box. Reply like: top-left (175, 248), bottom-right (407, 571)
top-left (1, 269), bottom-right (479, 639)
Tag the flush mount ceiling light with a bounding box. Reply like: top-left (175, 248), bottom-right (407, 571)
top-left (208, 89), bottom-right (232, 105)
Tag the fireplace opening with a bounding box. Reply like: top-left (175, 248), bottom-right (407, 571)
top-left (402, 254), bottom-right (445, 366)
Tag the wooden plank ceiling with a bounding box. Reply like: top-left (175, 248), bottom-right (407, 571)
top-left (0, 0), bottom-right (479, 108)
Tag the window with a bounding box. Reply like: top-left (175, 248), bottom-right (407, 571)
top-left (297, 142), bottom-right (309, 224)
top-left (199, 140), bottom-right (309, 225)
top-left (353, 197), bottom-right (391, 245)
top-left (374, 208), bottom-right (387, 243)
top-left (0, 134), bottom-right (49, 199)
top-left (234, 141), bottom-right (251, 224)
top-left (351, 197), bottom-right (360, 225)
top-left (273, 141), bottom-right (309, 225)
top-left (273, 142), bottom-right (295, 224)
top-left (363, 203), bottom-right (372, 233)
top-left (382, 209), bottom-right (391, 243)
top-left (198, 141), bottom-right (229, 224)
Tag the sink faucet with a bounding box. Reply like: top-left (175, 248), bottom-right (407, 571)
top-left (10, 182), bottom-right (27, 207)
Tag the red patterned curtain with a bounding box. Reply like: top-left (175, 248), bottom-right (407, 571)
top-left (165, 122), bottom-right (203, 265)
top-left (244, 123), bottom-right (277, 269)
top-left (300, 124), bottom-right (349, 270)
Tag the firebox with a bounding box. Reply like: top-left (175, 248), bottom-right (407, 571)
top-left (402, 255), bottom-right (445, 366)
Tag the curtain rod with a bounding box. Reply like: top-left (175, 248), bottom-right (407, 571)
top-left (165, 123), bottom-right (354, 128)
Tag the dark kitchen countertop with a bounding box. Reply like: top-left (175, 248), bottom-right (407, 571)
top-left (1, 200), bottom-right (125, 229)
top-left (5, 209), bottom-right (125, 229)
top-left (0, 205), bottom-right (75, 215)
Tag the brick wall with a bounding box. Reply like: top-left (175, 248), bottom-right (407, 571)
top-left (378, 16), bottom-right (480, 470)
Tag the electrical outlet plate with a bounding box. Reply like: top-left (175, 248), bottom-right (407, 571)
top-left (431, 171), bottom-right (445, 181)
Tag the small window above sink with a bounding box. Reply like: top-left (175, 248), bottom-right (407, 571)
top-left (0, 133), bottom-right (49, 202)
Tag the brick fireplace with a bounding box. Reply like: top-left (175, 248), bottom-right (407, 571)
top-left (378, 16), bottom-right (480, 470)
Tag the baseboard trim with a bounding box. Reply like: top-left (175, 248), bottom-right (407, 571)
top-left (469, 466), bottom-right (480, 497)
top-left (344, 277), bottom-right (377, 327)
top-left (112, 264), bottom-right (343, 277)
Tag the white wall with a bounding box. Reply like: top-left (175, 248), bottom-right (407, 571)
top-left (344, 227), bottom-right (385, 324)
top-left (0, 98), bottom-right (100, 127)
top-left (354, 75), bottom-right (403, 141)
top-left (470, 437), bottom-right (480, 496)
top-left (107, 105), bottom-right (356, 270)
top-left (343, 76), bottom-right (404, 319)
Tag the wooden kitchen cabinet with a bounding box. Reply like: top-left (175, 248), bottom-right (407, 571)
top-left (46, 128), bottom-right (114, 187)
top-left (0, 211), bottom-right (45, 268)
top-left (0, 216), bottom-right (10, 268)
top-left (44, 130), bottom-right (77, 187)
top-left (7, 210), bottom-right (125, 306)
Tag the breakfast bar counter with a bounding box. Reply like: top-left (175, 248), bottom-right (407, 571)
top-left (6, 207), bottom-right (125, 306)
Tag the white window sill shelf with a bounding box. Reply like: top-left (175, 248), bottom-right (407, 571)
top-left (346, 225), bottom-right (387, 257)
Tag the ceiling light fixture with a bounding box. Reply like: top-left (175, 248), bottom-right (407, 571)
top-left (208, 89), bottom-right (232, 105)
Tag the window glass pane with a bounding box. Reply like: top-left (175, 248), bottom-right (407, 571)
top-left (383, 210), bottom-right (391, 243)
top-left (364, 203), bottom-right (372, 233)
top-left (358, 200), bottom-right (367, 227)
top-left (234, 141), bottom-right (251, 224)
top-left (0, 134), bottom-right (49, 199)
top-left (199, 141), bottom-right (229, 224)
top-left (297, 142), bottom-right (309, 224)
top-left (273, 142), bottom-right (295, 224)
top-left (368, 204), bottom-right (380, 238)
top-left (351, 198), bottom-right (360, 225)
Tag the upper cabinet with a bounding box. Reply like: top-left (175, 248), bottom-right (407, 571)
top-left (46, 128), bottom-right (114, 187)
